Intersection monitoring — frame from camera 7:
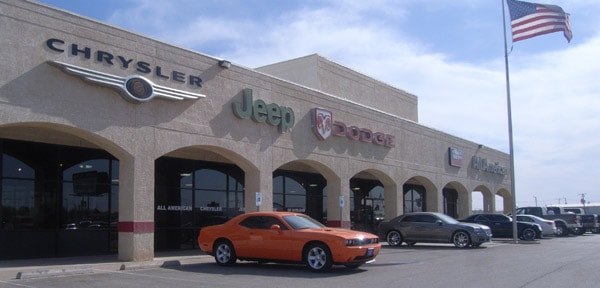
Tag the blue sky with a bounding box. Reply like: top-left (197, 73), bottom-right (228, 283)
top-left (37, 0), bottom-right (600, 208)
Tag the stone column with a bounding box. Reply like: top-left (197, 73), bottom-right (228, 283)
top-left (483, 191), bottom-right (496, 213)
top-left (244, 168), bottom-right (273, 212)
top-left (326, 177), bottom-right (351, 228)
top-left (383, 183), bottom-right (401, 220)
top-left (117, 155), bottom-right (155, 262)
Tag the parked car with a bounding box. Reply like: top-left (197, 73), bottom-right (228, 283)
top-left (377, 212), bottom-right (492, 248)
top-left (515, 206), bottom-right (582, 236)
top-left (460, 213), bottom-right (542, 241)
top-left (197, 211), bottom-right (381, 272)
top-left (550, 206), bottom-right (598, 235)
top-left (516, 214), bottom-right (557, 237)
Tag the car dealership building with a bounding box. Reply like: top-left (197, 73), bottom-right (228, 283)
top-left (0, 0), bottom-right (511, 261)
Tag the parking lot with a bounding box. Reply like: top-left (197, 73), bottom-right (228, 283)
top-left (1, 234), bottom-right (599, 288)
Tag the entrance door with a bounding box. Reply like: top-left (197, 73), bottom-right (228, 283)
top-left (443, 188), bottom-right (458, 218)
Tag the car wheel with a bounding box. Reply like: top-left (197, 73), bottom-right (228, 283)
top-left (304, 243), bottom-right (333, 272)
top-left (452, 231), bottom-right (471, 248)
top-left (556, 223), bottom-right (569, 237)
top-left (213, 240), bottom-right (237, 266)
top-left (386, 230), bottom-right (403, 247)
top-left (521, 227), bottom-right (536, 241)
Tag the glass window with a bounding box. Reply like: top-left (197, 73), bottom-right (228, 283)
top-left (272, 171), bottom-right (326, 224)
top-left (239, 216), bottom-right (284, 229)
top-left (195, 169), bottom-right (226, 191)
top-left (404, 186), bottom-right (425, 213)
top-left (402, 215), bottom-right (416, 222)
top-left (154, 157), bottom-right (245, 251)
top-left (1, 179), bottom-right (35, 229)
top-left (2, 154), bottom-right (34, 179)
top-left (474, 215), bottom-right (490, 221)
top-left (1, 138), bottom-right (118, 259)
top-left (62, 159), bottom-right (112, 229)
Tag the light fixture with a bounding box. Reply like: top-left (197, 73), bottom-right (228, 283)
top-left (218, 60), bottom-right (231, 69)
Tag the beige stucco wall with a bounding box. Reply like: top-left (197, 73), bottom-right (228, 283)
top-left (1, 0), bottom-right (511, 261)
top-left (256, 54), bottom-right (419, 122)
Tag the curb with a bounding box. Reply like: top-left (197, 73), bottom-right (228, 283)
top-left (16, 267), bottom-right (94, 280)
top-left (7, 255), bottom-right (210, 281)
top-left (120, 260), bottom-right (182, 270)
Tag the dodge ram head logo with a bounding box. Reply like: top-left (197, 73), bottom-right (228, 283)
top-left (48, 61), bottom-right (205, 103)
top-left (312, 108), bottom-right (333, 140)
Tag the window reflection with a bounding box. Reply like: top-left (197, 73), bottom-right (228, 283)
top-left (154, 157), bottom-right (244, 250)
top-left (272, 170), bottom-right (326, 223)
top-left (62, 159), bottom-right (111, 230)
top-left (0, 138), bottom-right (118, 259)
top-left (404, 185), bottom-right (425, 213)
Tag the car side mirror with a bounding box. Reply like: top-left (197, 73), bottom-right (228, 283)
top-left (436, 220), bottom-right (443, 226)
top-left (270, 224), bottom-right (282, 233)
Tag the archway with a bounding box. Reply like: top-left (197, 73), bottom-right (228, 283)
top-left (404, 176), bottom-right (437, 213)
top-left (496, 188), bottom-right (512, 214)
top-left (155, 146), bottom-right (252, 251)
top-left (442, 181), bottom-right (469, 219)
top-left (348, 169), bottom-right (396, 233)
top-left (0, 123), bottom-right (127, 260)
top-left (274, 160), bottom-right (338, 225)
top-left (473, 185), bottom-right (494, 213)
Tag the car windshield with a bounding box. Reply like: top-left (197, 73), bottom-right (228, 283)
top-left (283, 215), bottom-right (326, 230)
top-left (436, 213), bottom-right (459, 224)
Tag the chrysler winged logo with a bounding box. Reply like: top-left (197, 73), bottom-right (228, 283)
top-left (312, 108), bottom-right (333, 140)
top-left (47, 61), bottom-right (205, 103)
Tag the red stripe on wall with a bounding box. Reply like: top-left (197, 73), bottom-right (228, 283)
top-left (118, 221), bottom-right (155, 233)
top-left (326, 220), bottom-right (351, 229)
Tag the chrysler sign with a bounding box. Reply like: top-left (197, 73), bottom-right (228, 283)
top-left (45, 38), bottom-right (205, 103)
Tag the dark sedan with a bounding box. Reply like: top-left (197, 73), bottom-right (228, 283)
top-left (377, 212), bottom-right (492, 248)
top-left (460, 213), bottom-right (542, 241)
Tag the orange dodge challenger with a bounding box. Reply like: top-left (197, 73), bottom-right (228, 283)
top-left (198, 211), bottom-right (381, 272)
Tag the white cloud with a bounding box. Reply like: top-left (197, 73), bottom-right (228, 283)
top-left (79, 0), bottom-right (600, 205)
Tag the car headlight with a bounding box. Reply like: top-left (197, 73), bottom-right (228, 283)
top-left (345, 238), bottom-right (379, 246)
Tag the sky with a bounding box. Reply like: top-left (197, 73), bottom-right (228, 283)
top-left (36, 0), bottom-right (600, 208)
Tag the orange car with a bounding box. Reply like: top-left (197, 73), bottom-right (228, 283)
top-left (197, 211), bottom-right (381, 272)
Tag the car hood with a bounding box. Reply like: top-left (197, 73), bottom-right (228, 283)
top-left (459, 222), bottom-right (490, 230)
top-left (302, 227), bottom-right (378, 239)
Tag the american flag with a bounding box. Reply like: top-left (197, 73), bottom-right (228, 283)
top-left (506, 0), bottom-right (572, 43)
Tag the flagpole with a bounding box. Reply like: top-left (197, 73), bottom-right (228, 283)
top-left (502, 0), bottom-right (519, 243)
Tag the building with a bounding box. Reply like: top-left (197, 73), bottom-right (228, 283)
top-left (0, 0), bottom-right (511, 261)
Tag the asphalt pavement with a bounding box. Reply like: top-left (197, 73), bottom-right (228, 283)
top-left (0, 250), bottom-right (213, 282)
top-left (1, 236), bottom-right (599, 288)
